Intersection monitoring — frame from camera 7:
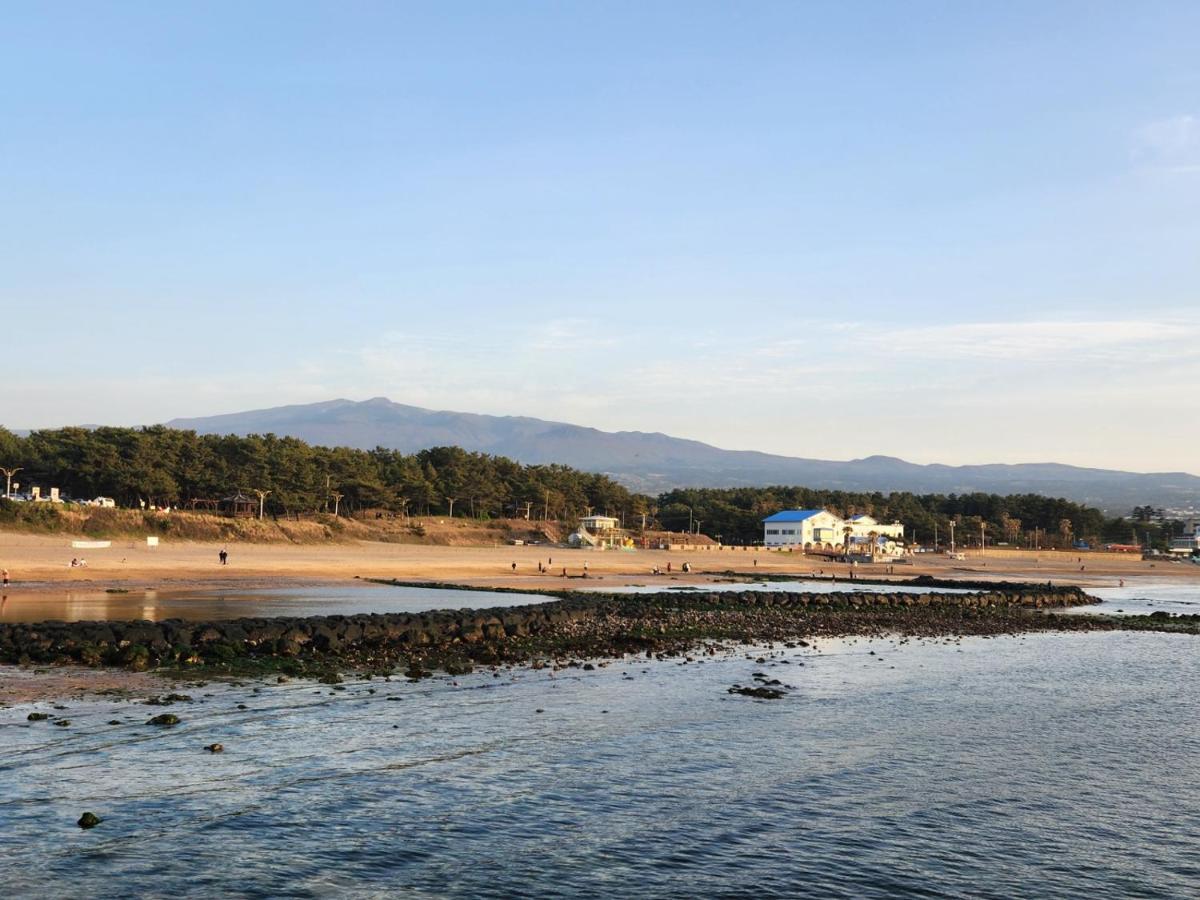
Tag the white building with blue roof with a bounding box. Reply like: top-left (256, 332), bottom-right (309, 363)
top-left (761, 509), bottom-right (844, 548)
top-left (762, 509), bottom-right (905, 549)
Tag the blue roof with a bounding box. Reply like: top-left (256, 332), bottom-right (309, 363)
top-left (761, 509), bottom-right (825, 523)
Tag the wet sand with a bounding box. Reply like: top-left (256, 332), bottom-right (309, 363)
top-left (0, 664), bottom-right (170, 705)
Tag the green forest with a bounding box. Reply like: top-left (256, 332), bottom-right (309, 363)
top-left (0, 426), bottom-right (1184, 549)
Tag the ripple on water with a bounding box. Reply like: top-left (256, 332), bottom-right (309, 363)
top-left (1, 628), bottom-right (1199, 898)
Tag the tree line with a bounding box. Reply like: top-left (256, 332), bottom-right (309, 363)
top-left (0, 426), bottom-right (643, 523)
top-left (655, 487), bottom-right (1186, 550)
top-left (0, 426), bottom-right (1185, 548)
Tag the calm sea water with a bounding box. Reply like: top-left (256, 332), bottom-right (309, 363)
top-left (2, 616), bottom-right (1199, 897)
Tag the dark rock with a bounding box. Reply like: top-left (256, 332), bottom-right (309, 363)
top-left (728, 685), bottom-right (786, 700)
top-left (26, 712), bottom-right (50, 721)
top-left (147, 713), bottom-right (180, 726)
top-left (77, 812), bottom-right (102, 829)
top-left (204, 743), bottom-right (224, 753)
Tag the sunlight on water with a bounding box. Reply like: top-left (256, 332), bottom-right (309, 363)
top-left (3, 622), bottom-right (1199, 897)
top-left (0, 584), bottom-right (554, 624)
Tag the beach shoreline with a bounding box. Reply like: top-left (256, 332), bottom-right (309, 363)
top-left (3, 530), bottom-right (1197, 597)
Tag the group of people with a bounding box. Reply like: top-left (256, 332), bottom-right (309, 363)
top-left (69, 557), bottom-right (88, 568)
top-left (650, 561), bottom-right (691, 575)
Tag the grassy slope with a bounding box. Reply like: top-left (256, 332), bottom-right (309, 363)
top-left (0, 503), bottom-right (564, 546)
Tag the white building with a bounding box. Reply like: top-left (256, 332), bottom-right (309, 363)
top-left (762, 509), bottom-right (905, 551)
top-left (579, 515), bottom-right (619, 533)
top-left (761, 509), bottom-right (844, 549)
top-left (845, 514), bottom-right (904, 540)
top-left (570, 514), bottom-right (625, 549)
top-left (1168, 521), bottom-right (1200, 556)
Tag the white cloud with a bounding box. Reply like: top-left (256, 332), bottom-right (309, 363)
top-left (1132, 114), bottom-right (1200, 173)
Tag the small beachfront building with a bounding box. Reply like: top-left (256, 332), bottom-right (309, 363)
top-left (569, 513), bottom-right (630, 549)
top-left (219, 493), bottom-right (257, 518)
top-left (580, 514), bottom-right (620, 533)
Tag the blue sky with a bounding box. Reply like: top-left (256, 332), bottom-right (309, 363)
top-left (2, 2), bottom-right (1198, 472)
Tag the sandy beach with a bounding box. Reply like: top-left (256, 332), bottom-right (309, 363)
top-left (2, 529), bottom-right (1197, 595)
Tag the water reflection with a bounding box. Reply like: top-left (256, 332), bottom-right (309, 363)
top-left (0, 584), bottom-right (554, 623)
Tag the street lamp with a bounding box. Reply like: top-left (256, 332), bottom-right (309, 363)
top-left (1, 467), bottom-right (21, 500)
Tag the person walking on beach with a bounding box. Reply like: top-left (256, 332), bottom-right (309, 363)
top-left (219, 548), bottom-right (228, 566)
top-left (511, 561), bottom-right (517, 572)
top-left (2, 568), bottom-right (8, 587)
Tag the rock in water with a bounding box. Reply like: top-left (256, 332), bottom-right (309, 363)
top-left (147, 713), bottom-right (180, 727)
top-left (78, 812), bottom-right (101, 829)
top-left (204, 743), bottom-right (224, 753)
top-left (26, 712), bottom-right (50, 721)
top-left (728, 685), bottom-right (787, 700)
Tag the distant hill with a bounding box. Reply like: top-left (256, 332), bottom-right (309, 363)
top-left (159, 398), bottom-right (1200, 513)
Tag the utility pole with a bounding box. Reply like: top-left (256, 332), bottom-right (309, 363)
top-left (331, 492), bottom-right (344, 517)
top-left (948, 520), bottom-right (956, 553)
top-left (543, 489), bottom-right (549, 521)
top-left (980, 521), bottom-right (986, 554)
top-left (1, 466), bottom-right (21, 500)
top-left (934, 522), bottom-right (938, 551)
top-left (253, 489), bottom-right (271, 520)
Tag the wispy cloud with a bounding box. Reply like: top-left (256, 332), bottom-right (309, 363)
top-left (863, 319), bottom-right (1200, 362)
top-left (1132, 114), bottom-right (1200, 174)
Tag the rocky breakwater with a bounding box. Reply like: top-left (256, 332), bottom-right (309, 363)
top-left (0, 583), bottom-right (1124, 677)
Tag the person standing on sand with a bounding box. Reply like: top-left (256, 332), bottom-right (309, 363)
top-left (2, 568), bottom-right (8, 586)
top-left (511, 562), bottom-right (517, 572)
top-left (219, 548), bottom-right (228, 566)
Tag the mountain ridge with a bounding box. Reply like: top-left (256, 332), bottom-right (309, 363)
top-left (155, 398), bottom-right (1200, 513)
